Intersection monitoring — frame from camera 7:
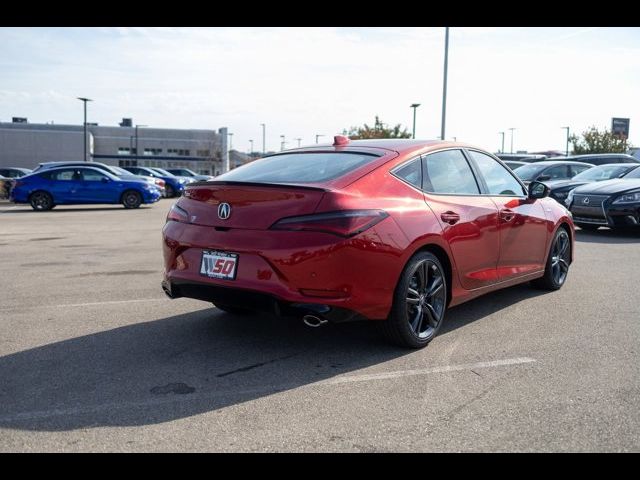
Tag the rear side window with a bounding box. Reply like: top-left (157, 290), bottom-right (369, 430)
top-left (422, 150), bottom-right (480, 194)
top-left (217, 152), bottom-right (380, 183)
top-left (52, 169), bottom-right (80, 181)
top-left (394, 158), bottom-right (422, 189)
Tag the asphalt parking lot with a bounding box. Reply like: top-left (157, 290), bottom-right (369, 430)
top-left (0, 198), bottom-right (639, 452)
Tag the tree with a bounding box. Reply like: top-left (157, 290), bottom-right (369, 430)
top-left (569, 126), bottom-right (631, 154)
top-left (345, 116), bottom-right (411, 139)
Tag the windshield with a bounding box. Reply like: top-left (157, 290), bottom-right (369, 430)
top-left (217, 152), bottom-right (380, 183)
top-left (572, 165), bottom-right (634, 182)
top-left (151, 168), bottom-right (176, 177)
top-left (512, 164), bottom-right (546, 181)
top-left (624, 166), bottom-right (640, 179)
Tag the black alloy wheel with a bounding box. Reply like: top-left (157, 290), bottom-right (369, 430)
top-left (122, 190), bottom-right (142, 209)
top-left (532, 227), bottom-right (571, 290)
top-left (382, 251), bottom-right (447, 348)
top-left (29, 191), bottom-right (53, 211)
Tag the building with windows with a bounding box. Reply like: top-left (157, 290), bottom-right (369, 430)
top-left (0, 118), bottom-right (230, 176)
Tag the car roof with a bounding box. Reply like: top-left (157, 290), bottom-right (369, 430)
top-left (558, 153), bottom-right (637, 160)
top-left (521, 160), bottom-right (594, 167)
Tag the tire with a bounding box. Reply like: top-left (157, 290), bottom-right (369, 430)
top-left (165, 184), bottom-right (175, 198)
top-left (29, 191), bottom-right (54, 211)
top-left (531, 227), bottom-right (571, 290)
top-left (575, 222), bottom-right (600, 231)
top-left (122, 190), bottom-right (142, 209)
top-left (213, 303), bottom-right (252, 315)
top-left (381, 251), bottom-right (448, 349)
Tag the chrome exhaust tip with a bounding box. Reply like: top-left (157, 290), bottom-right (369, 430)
top-left (302, 315), bottom-right (328, 328)
top-left (162, 285), bottom-right (174, 299)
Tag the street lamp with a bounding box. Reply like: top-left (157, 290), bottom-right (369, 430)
top-left (295, 137), bottom-right (302, 147)
top-left (410, 103), bottom-right (421, 139)
top-left (315, 134), bottom-right (324, 144)
top-left (260, 123), bottom-right (266, 154)
top-left (77, 97), bottom-right (92, 162)
top-left (499, 131), bottom-right (505, 153)
top-left (509, 127), bottom-right (516, 154)
top-left (440, 27), bottom-right (450, 140)
top-left (249, 139), bottom-right (254, 156)
top-left (135, 124), bottom-right (147, 158)
top-left (280, 135), bottom-right (286, 151)
top-left (562, 127), bottom-right (570, 156)
top-left (228, 132), bottom-right (234, 150)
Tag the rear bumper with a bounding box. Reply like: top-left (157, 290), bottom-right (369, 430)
top-left (161, 217), bottom-right (410, 320)
top-left (161, 278), bottom-right (366, 323)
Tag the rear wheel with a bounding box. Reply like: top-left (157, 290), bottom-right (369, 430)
top-left (213, 303), bottom-right (252, 315)
top-left (381, 251), bottom-right (447, 349)
top-left (29, 191), bottom-right (53, 211)
top-left (122, 190), bottom-right (142, 209)
top-left (532, 227), bottom-right (571, 290)
top-left (575, 222), bottom-right (600, 231)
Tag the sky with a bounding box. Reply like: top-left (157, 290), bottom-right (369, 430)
top-left (1, 27), bottom-right (639, 153)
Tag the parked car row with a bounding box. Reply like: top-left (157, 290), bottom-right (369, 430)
top-left (5, 161), bottom-right (216, 211)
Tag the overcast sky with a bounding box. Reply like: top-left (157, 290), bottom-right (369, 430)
top-left (1, 27), bottom-right (639, 153)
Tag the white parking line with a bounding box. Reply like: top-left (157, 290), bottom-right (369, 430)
top-left (0, 357), bottom-right (535, 423)
top-left (0, 298), bottom-right (169, 311)
top-left (320, 357), bottom-right (536, 385)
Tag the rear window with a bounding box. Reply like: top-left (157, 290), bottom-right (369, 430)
top-left (216, 152), bottom-right (380, 183)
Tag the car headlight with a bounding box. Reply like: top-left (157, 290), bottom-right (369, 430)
top-left (565, 189), bottom-right (575, 207)
top-left (612, 191), bottom-right (640, 204)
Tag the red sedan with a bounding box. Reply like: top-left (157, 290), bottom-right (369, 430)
top-left (162, 137), bottom-right (574, 348)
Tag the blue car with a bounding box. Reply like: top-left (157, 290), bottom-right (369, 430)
top-left (10, 166), bottom-right (161, 211)
top-left (122, 166), bottom-right (192, 198)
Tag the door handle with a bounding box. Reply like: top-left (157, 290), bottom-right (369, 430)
top-left (440, 211), bottom-right (460, 225)
top-left (500, 208), bottom-right (515, 222)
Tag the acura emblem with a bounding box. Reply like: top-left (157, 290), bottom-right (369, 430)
top-left (582, 197), bottom-right (590, 205)
top-left (218, 202), bottom-right (231, 220)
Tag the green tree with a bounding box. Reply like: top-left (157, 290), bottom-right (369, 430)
top-left (345, 116), bottom-right (411, 139)
top-left (569, 126), bottom-right (631, 154)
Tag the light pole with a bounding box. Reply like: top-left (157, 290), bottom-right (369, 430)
top-left (77, 97), bottom-right (92, 162)
top-left (499, 132), bottom-right (505, 153)
top-left (509, 127), bottom-right (516, 154)
top-left (249, 139), bottom-right (254, 156)
top-left (228, 132), bottom-right (233, 150)
top-left (280, 135), bottom-right (286, 151)
top-left (135, 124), bottom-right (147, 158)
top-left (260, 123), bottom-right (266, 154)
top-left (315, 134), bottom-right (324, 144)
top-left (295, 137), bottom-right (302, 147)
top-left (440, 27), bottom-right (450, 141)
top-left (410, 103), bottom-right (420, 139)
top-left (562, 127), bottom-right (570, 156)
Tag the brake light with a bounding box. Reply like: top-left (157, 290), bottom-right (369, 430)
top-left (155, 179), bottom-right (166, 187)
top-left (167, 204), bottom-right (189, 223)
top-left (270, 210), bottom-right (388, 237)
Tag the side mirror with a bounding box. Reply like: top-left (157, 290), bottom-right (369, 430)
top-left (528, 181), bottom-right (550, 199)
top-left (101, 177), bottom-right (110, 183)
top-left (536, 174), bottom-right (551, 181)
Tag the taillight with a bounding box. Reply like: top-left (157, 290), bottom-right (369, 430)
top-left (167, 203), bottom-right (189, 223)
top-left (155, 179), bottom-right (166, 187)
top-left (270, 210), bottom-right (388, 237)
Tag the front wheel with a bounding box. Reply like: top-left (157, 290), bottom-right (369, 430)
top-left (381, 251), bottom-right (447, 349)
top-left (531, 227), bottom-right (571, 290)
top-left (122, 190), bottom-right (142, 209)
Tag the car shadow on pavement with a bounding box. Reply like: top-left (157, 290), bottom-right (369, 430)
top-left (575, 228), bottom-right (640, 244)
top-left (440, 283), bottom-right (548, 336)
top-left (0, 283), bottom-right (552, 433)
top-left (0, 307), bottom-right (411, 432)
